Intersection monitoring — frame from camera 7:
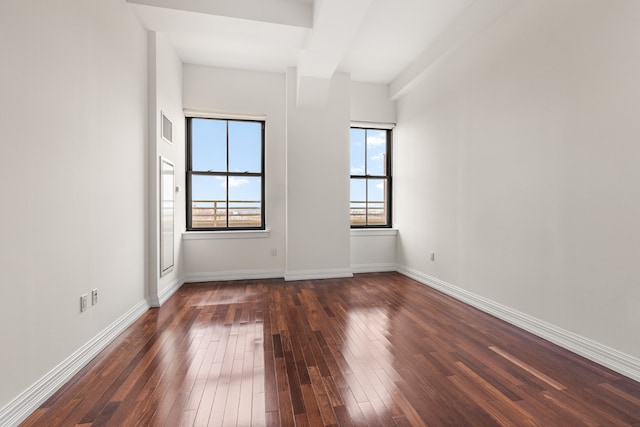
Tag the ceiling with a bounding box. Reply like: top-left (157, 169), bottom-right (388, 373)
top-left (128, 0), bottom-right (520, 103)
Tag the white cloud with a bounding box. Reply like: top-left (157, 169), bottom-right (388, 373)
top-left (227, 177), bottom-right (250, 188)
top-left (376, 182), bottom-right (385, 190)
top-left (367, 135), bottom-right (385, 146)
top-left (371, 154), bottom-right (384, 161)
top-left (351, 166), bottom-right (365, 175)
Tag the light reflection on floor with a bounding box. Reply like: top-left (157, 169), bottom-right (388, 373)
top-left (342, 307), bottom-right (399, 422)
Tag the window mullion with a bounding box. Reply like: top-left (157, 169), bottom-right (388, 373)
top-left (364, 129), bottom-right (368, 226)
top-left (261, 124), bottom-right (265, 230)
top-left (365, 178), bottom-right (369, 226)
top-left (364, 128), bottom-right (369, 177)
top-left (225, 121), bottom-right (230, 228)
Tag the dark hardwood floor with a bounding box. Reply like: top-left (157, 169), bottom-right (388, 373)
top-left (21, 272), bottom-right (640, 426)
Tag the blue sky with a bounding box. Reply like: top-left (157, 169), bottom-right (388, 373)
top-left (191, 119), bottom-right (262, 207)
top-left (191, 120), bottom-right (387, 208)
top-left (350, 128), bottom-right (388, 206)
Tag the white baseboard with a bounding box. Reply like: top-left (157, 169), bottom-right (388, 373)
top-left (351, 263), bottom-right (397, 274)
top-left (396, 265), bottom-right (640, 383)
top-left (7, 266), bottom-right (638, 427)
top-left (159, 278), bottom-right (184, 305)
top-left (148, 277), bottom-right (185, 308)
top-left (285, 268), bottom-right (353, 282)
top-left (184, 269), bottom-right (285, 283)
top-left (0, 299), bottom-right (150, 427)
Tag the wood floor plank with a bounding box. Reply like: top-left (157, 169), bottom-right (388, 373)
top-left (19, 272), bottom-right (640, 426)
top-left (489, 346), bottom-right (567, 391)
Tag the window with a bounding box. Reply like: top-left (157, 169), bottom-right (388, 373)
top-left (186, 117), bottom-right (265, 230)
top-left (350, 127), bottom-right (392, 227)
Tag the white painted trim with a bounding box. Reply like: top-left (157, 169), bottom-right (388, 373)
top-left (184, 269), bottom-right (285, 283)
top-left (0, 299), bottom-right (150, 427)
top-left (284, 268), bottom-right (353, 282)
top-left (351, 263), bottom-right (397, 274)
top-left (148, 277), bottom-right (185, 308)
top-left (159, 277), bottom-right (184, 305)
top-left (350, 121), bottom-right (395, 130)
top-left (182, 229), bottom-right (270, 240)
top-left (350, 228), bottom-right (398, 237)
top-left (148, 295), bottom-right (161, 308)
top-left (183, 108), bottom-right (266, 121)
top-left (396, 265), bottom-right (640, 383)
top-left (9, 266), bottom-right (638, 427)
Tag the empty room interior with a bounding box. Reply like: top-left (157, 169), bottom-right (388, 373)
top-left (1, 0), bottom-right (640, 425)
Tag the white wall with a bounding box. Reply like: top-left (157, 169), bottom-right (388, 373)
top-left (182, 66), bottom-right (287, 280)
top-left (351, 81), bottom-right (397, 125)
top-left (182, 67), bottom-right (400, 280)
top-left (285, 70), bottom-right (352, 280)
top-left (350, 229), bottom-right (398, 273)
top-left (0, 0), bottom-right (147, 414)
top-left (148, 32), bottom-right (185, 303)
top-left (395, 0), bottom-right (640, 360)
top-left (350, 81), bottom-right (398, 272)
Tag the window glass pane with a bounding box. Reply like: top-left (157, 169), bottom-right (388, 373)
top-left (350, 179), bottom-right (366, 226)
top-left (228, 176), bottom-right (262, 228)
top-left (187, 117), bottom-right (265, 230)
top-left (366, 130), bottom-right (387, 176)
top-left (367, 178), bottom-right (387, 225)
top-left (190, 175), bottom-right (228, 228)
top-left (350, 128), bottom-right (366, 176)
top-left (229, 121), bottom-right (261, 173)
top-left (192, 119), bottom-right (226, 172)
top-left (349, 126), bottom-right (391, 228)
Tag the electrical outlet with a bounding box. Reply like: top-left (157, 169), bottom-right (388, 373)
top-left (270, 248), bottom-right (277, 256)
top-left (430, 251), bottom-right (435, 261)
top-left (80, 294), bottom-right (88, 312)
top-left (91, 289), bottom-right (98, 305)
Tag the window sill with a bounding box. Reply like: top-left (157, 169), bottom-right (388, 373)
top-left (182, 229), bottom-right (270, 240)
top-left (350, 228), bottom-right (398, 237)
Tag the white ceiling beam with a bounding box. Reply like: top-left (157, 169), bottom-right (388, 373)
top-left (298, 0), bottom-right (373, 79)
top-left (296, 0), bottom-right (373, 108)
top-left (127, 0), bottom-right (312, 28)
top-left (389, 0), bottom-right (522, 100)
top-left (295, 74), bottom-right (333, 110)
top-left (129, 3), bottom-right (309, 49)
